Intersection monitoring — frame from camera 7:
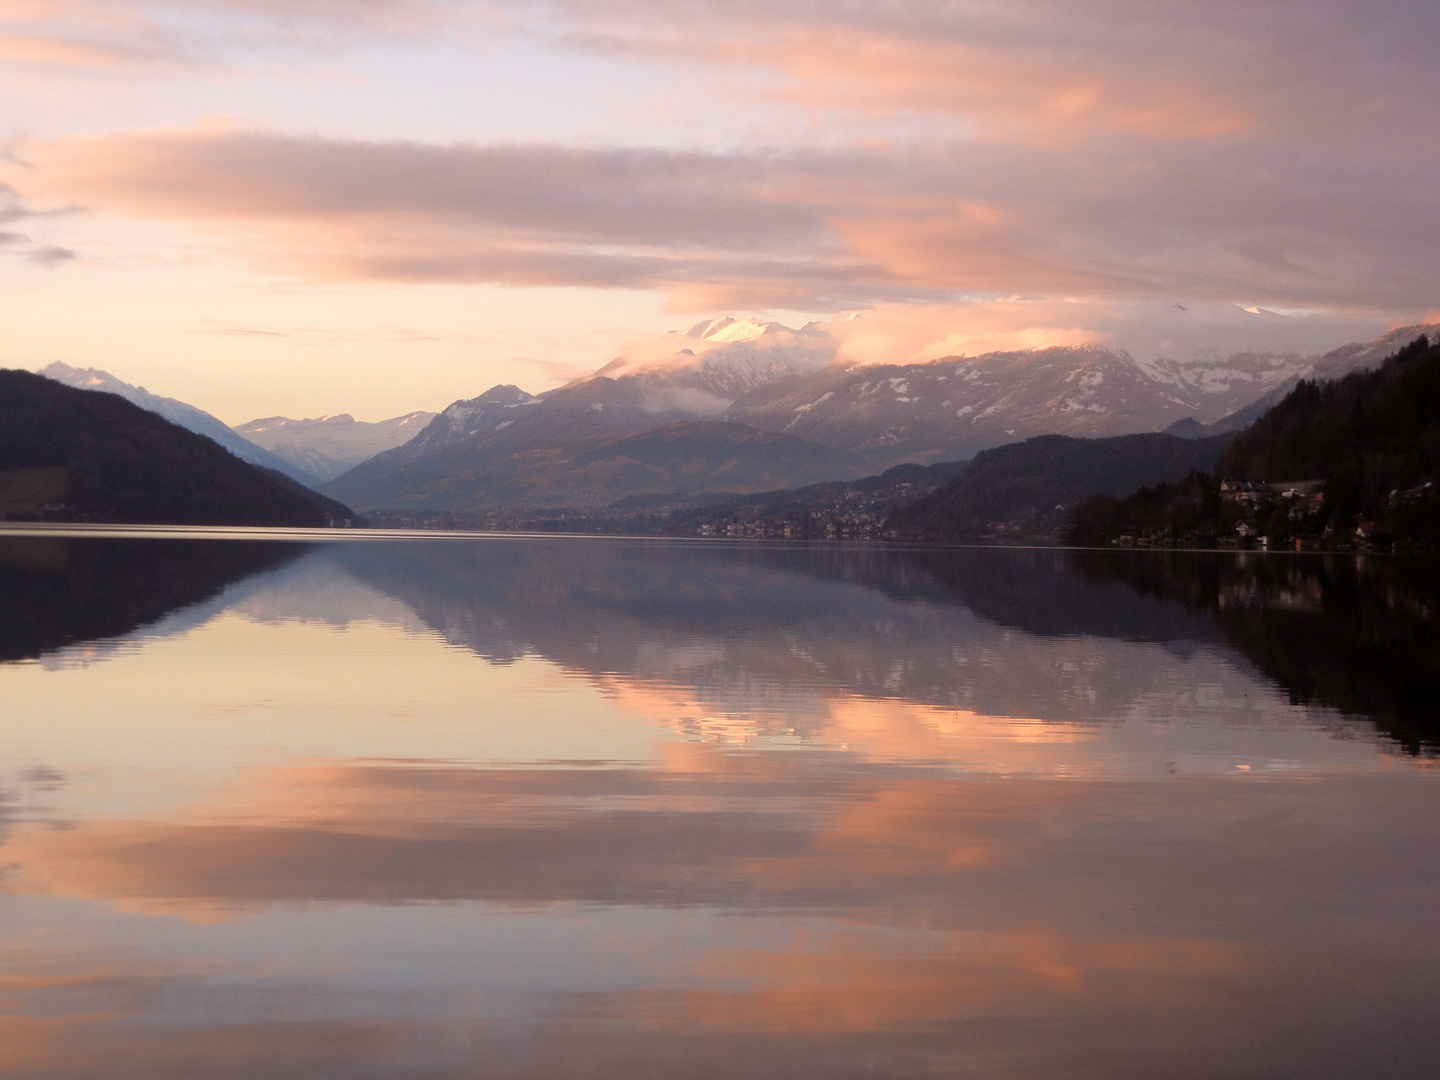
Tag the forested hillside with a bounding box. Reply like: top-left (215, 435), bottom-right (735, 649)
top-left (886, 433), bottom-right (1232, 542)
top-left (1069, 336), bottom-right (1440, 550)
top-left (0, 371), bottom-right (356, 527)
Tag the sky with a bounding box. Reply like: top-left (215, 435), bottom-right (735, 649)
top-left (1, 1), bottom-right (1437, 423)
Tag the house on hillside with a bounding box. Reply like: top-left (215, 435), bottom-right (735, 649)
top-left (0, 466), bottom-right (70, 521)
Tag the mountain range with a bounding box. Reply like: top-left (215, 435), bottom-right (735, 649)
top-left (39, 362), bottom-right (436, 490)
top-left (322, 379), bottom-right (870, 511)
top-left (35, 318), bottom-right (1440, 516)
top-left (720, 324), bottom-right (1438, 466)
top-left (322, 319), bottom-right (1439, 512)
top-left (234, 411), bottom-right (436, 482)
top-left (39, 362), bottom-right (322, 487)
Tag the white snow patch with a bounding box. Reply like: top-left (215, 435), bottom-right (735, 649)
top-left (793, 391), bottom-right (834, 414)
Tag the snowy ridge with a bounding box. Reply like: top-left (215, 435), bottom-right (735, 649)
top-left (234, 410), bottom-right (438, 482)
top-left (38, 361), bottom-right (323, 488)
top-left (593, 317), bottom-right (834, 391)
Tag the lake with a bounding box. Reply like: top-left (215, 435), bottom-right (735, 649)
top-left (1, 530), bottom-right (1437, 1079)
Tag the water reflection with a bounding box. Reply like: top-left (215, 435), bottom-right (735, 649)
top-left (0, 535), bottom-right (306, 662)
top-left (5, 536), bottom-right (1437, 751)
top-left (0, 535), bottom-right (1437, 1079)
top-left (1068, 550), bottom-right (1440, 753)
top-left (326, 540), bottom-right (1438, 750)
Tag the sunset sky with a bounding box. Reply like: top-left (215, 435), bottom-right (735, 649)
top-left (2, 1), bottom-right (1437, 422)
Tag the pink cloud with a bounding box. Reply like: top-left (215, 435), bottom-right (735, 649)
top-left (693, 24), bottom-right (1259, 144)
top-left (7, 121), bottom-right (1439, 316)
top-left (0, 0), bottom-right (459, 70)
top-left (527, 0), bottom-right (1440, 154)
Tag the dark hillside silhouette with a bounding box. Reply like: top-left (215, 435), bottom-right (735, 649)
top-left (1069, 337), bottom-right (1440, 550)
top-left (0, 370), bottom-right (355, 526)
top-left (887, 432), bottom-right (1231, 541)
top-left (0, 535), bottom-right (305, 661)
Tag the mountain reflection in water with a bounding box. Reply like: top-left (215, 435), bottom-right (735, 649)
top-left (1069, 549), bottom-right (1440, 753)
top-left (326, 541), bottom-right (1440, 751)
top-left (0, 535), bottom-right (1437, 1080)
top-left (0, 534), bottom-right (307, 662)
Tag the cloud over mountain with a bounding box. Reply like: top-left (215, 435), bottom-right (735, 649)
top-left (4, 1), bottom-right (1437, 418)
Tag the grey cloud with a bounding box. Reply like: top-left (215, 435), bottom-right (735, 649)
top-left (17, 126), bottom-right (1440, 308)
top-left (0, 182), bottom-right (38, 225)
top-left (117, 134), bottom-right (829, 250)
top-left (342, 244), bottom-right (906, 309)
top-left (16, 130), bottom-right (904, 304)
top-left (0, 0), bottom-right (474, 71)
top-left (27, 244), bottom-right (77, 266)
top-left (522, 1), bottom-right (1440, 113)
top-left (0, 181), bottom-right (82, 224)
top-left (8, 0), bottom-right (1440, 311)
top-left (17, 0), bottom-right (1440, 157)
top-left (0, 184), bottom-right (80, 265)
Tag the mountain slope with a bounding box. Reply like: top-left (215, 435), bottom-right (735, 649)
top-left (724, 343), bottom-right (1350, 468)
top-left (332, 321), bottom-right (1440, 514)
top-left (0, 370), bottom-right (356, 526)
top-left (324, 376), bottom-right (773, 508)
top-left (585, 316), bottom-right (838, 414)
top-left (234, 410), bottom-right (436, 481)
top-left (1069, 335), bottom-right (1440, 550)
top-left (325, 419), bottom-right (867, 511)
top-left (1163, 323), bottom-right (1440, 442)
top-left (39, 362), bottom-right (322, 487)
top-left (1219, 335), bottom-right (1440, 518)
top-left (666, 461), bottom-right (969, 539)
top-left (887, 433), bottom-right (1232, 541)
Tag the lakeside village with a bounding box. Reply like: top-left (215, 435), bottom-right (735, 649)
top-left (366, 490), bottom-right (901, 540)
top-left (366, 476), bottom-right (1434, 549)
top-left (366, 470), bottom-right (946, 540)
top-left (1106, 478), bottom-right (1434, 552)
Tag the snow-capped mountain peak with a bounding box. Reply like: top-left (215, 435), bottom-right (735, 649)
top-left (683, 315), bottom-right (779, 344)
top-left (38, 361), bottom-right (321, 487)
top-left (589, 316), bottom-right (838, 403)
top-left (234, 409), bottom-right (440, 482)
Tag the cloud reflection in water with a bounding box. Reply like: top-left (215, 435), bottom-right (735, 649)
top-left (0, 537), bottom-right (1437, 1079)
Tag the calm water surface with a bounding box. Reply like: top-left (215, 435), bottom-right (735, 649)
top-left (1, 533), bottom-right (1437, 1078)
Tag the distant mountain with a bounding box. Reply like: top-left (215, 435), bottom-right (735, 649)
top-left (325, 416), bottom-right (868, 511)
top-left (1164, 397), bottom-right (1277, 439)
top-left (587, 316), bottom-right (838, 413)
top-left (357, 384), bottom-right (539, 470)
top-left (887, 433), bottom-right (1232, 542)
top-left (1305, 323), bottom-right (1440, 380)
top-left (722, 331), bottom-right (1440, 468)
top-left (1069, 335), bottom-right (1440, 550)
top-left (329, 318), bottom-right (839, 497)
top-left (39, 362), bottom-right (321, 487)
top-left (0, 369), bottom-right (356, 526)
top-left (1162, 324), bottom-right (1440, 442)
top-left (234, 410), bottom-right (436, 482)
top-left (324, 369), bottom-right (869, 510)
top-left (725, 346), bottom-right (1192, 466)
top-left (327, 319), bottom-right (1440, 514)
